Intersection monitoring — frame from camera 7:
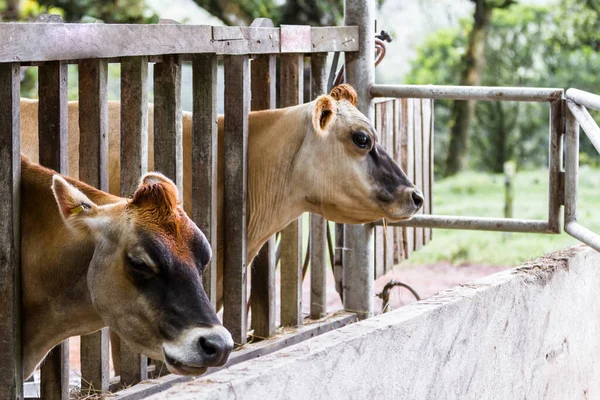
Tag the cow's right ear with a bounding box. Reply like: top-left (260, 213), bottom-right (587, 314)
top-left (51, 175), bottom-right (99, 231)
top-left (312, 95), bottom-right (337, 137)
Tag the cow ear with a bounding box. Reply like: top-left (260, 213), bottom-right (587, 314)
top-left (329, 84), bottom-right (357, 106)
top-left (130, 172), bottom-right (180, 214)
top-left (51, 175), bottom-right (98, 230)
top-left (313, 95), bottom-right (337, 136)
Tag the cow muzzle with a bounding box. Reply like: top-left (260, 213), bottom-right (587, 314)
top-left (162, 325), bottom-right (234, 375)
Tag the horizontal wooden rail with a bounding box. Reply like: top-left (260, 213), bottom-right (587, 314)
top-left (0, 24), bottom-right (358, 62)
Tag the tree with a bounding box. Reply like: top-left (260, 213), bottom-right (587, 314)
top-left (444, 0), bottom-right (516, 176)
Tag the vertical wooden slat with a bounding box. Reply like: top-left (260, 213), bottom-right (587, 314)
top-left (381, 101), bottom-right (395, 272)
top-left (250, 54), bottom-right (277, 337)
top-left (0, 62), bottom-right (22, 400)
top-left (279, 53), bottom-right (304, 327)
top-left (401, 99), bottom-right (414, 258)
top-left (413, 99), bottom-right (424, 251)
top-left (38, 60), bottom-right (70, 400)
top-left (310, 53), bottom-right (328, 319)
top-left (192, 54), bottom-right (218, 308)
top-left (223, 55), bottom-right (250, 345)
top-left (392, 99), bottom-right (404, 263)
top-left (78, 58), bottom-right (110, 393)
top-left (119, 56), bottom-right (149, 386)
top-left (548, 99), bottom-right (563, 233)
top-left (421, 99), bottom-right (433, 244)
top-left (373, 102), bottom-right (385, 279)
top-left (154, 54), bottom-right (183, 195)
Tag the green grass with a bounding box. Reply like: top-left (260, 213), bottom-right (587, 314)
top-left (405, 166), bottom-right (600, 266)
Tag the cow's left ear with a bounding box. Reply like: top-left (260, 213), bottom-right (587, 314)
top-left (312, 95), bottom-right (337, 136)
top-left (51, 175), bottom-right (99, 231)
top-left (330, 84), bottom-right (357, 106)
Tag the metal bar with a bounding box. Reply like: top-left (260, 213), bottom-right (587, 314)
top-left (119, 56), bottom-right (149, 387)
top-left (371, 84), bottom-right (563, 103)
top-left (0, 62), bottom-right (22, 400)
top-left (566, 100), bottom-right (600, 155)
top-left (373, 215), bottom-right (553, 233)
top-left (343, 0), bottom-right (375, 320)
top-left (565, 222), bottom-right (600, 252)
top-left (38, 59), bottom-right (70, 400)
top-left (310, 53), bottom-right (329, 319)
top-left (279, 53), bottom-right (304, 327)
top-left (564, 104), bottom-right (579, 230)
top-left (250, 53), bottom-right (277, 337)
top-left (548, 99), bottom-right (564, 233)
top-left (191, 54), bottom-right (218, 308)
top-left (223, 55), bottom-right (250, 345)
top-left (154, 54), bottom-right (183, 194)
top-left (78, 58), bottom-right (110, 394)
top-left (566, 88), bottom-right (600, 111)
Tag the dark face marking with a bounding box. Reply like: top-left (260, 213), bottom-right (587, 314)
top-left (367, 144), bottom-right (414, 203)
top-left (127, 230), bottom-right (219, 342)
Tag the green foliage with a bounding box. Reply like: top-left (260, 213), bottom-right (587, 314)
top-left (26, 0), bottom-right (159, 23)
top-left (407, 2), bottom-right (600, 174)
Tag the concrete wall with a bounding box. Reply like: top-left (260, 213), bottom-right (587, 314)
top-left (152, 246), bottom-right (600, 400)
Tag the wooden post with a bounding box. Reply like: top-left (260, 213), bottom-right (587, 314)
top-left (38, 60), bottom-right (70, 400)
top-left (310, 53), bottom-right (328, 319)
top-left (250, 53), bottom-right (277, 337)
top-left (192, 54), bottom-right (218, 308)
top-left (392, 99), bottom-right (405, 262)
top-left (223, 55), bottom-right (250, 345)
top-left (78, 58), bottom-right (110, 394)
top-left (413, 99), bottom-right (424, 251)
top-left (343, 0), bottom-right (375, 319)
top-left (279, 53), bottom-right (304, 327)
top-left (119, 56), bottom-right (149, 386)
top-left (421, 98), bottom-right (433, 245)
top-left (0, 62), bottom-right (22, 400)
top-left (400, 99), bottom-right (415, 258)
top-left (154, 54), bottom-right (183, 195)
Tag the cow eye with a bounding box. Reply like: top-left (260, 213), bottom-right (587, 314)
top-left (125, 255), bottom-right (155, 278)
top-left (352, 132), bottom-right (371, 149)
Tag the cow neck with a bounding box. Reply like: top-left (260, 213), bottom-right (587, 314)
top-left (20, 157), bottom-right (112, 376)
top-left (246, 104), bottom-right (310, 259)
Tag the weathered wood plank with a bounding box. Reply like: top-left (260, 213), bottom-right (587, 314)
top-left (250, 54), bottom-right (277, 338)
top-left (38, 59), bottom-right (70, 400)
top-left (78, 58), bottom-right (110, 394)
top-left (392, 99), bottom-right (404, 263)
top-left (413, 99), bottom-right (424, 251)
top-left (191, 54), bottom-right (218, 308)
top-left (154, 54), bottom-right (183, 195)
top-left (400, 99), bottom-right (414, 258)
top-left (0, 62), bottom-right (22, 400)
top-left (120, 56), bottom-right (149, 197)
top-left (0, 24), bottom-right (358, 62)
top-left (309, 53), bottom-right (328, 319)
top-left (381, 101), bottom-right (395, 272)
top-left (279, 53), bottom-right (304, 327)
top-left (548, 99), bottom-right (563, 233)
top-left (373, 103), bottom-right (385, 279)
top-left (119, 56), bottom-right (149, 386)
top-left (311, 26), bottom-right (359, 52)
top-left (223, 55), bottom-right (250, 345)
top-left (421, 99), bottom-right (433, 244)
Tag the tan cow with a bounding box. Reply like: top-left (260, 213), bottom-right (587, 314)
top-left (20, 84), bottom-right (423, 310)
top-left (20, 156), bottom-right (233, 378)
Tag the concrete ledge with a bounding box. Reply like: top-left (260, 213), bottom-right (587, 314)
top-left (151, 246), bottom-right (600, 400)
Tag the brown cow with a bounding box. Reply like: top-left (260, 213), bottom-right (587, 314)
top-left (20, 85), bottom-right (422, 309)
top-left (20, 156), bottom-right (233, 378)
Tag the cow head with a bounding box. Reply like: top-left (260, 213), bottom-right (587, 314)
top-left (298, 84), bottom-right (423, 224)
top-left (51, 174), bottom-right (232, 375)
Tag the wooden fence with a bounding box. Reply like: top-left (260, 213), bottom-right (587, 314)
top-left (0, 18), bottom-right (433, 400)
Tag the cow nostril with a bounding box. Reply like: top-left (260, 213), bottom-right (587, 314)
top-left (411, 190), bottom-right (424, 209)
top-left (198, 336), bottom-right (217, 356)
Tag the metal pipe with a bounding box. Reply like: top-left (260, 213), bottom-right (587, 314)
top-left (343, 0), bottom-right (375, 320)
top-left (371, 84), bottom-right (563, 102)
top-left (565, 222), bottom-right (600, 252)
top-left (566, 100), bottom-right (600, 155)
top-left (566, 88), bottom-right (600, 111)
top-left (372, 215), bottom-right (553, 233)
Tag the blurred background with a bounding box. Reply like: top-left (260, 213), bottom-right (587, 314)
top-left (2, 0), bottom-right (600, 305)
